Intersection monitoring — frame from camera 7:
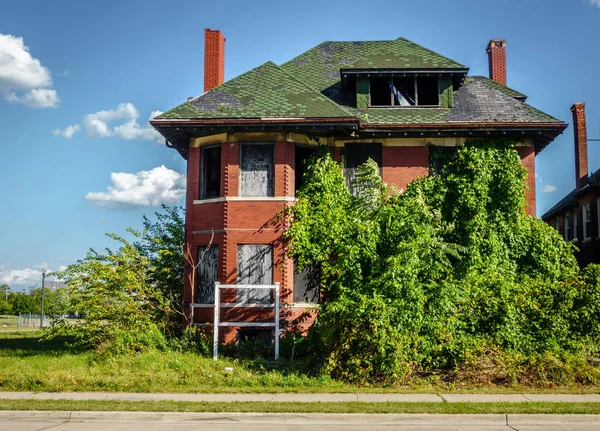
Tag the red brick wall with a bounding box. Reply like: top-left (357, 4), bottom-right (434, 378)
top-left (275, 141), bottom-right (295, 197)
top-left (381, 146), bottom-right (429, 191)
top-left (204, 29), bottom-right (225, 92)
top-left (185, 141), bottom-right (297, 341)
top-left (517, 144), bottom-right (536, 216)
top-left (222, 142), bottom-right (239, 197)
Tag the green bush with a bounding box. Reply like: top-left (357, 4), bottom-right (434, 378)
top-left (285, 142), bottom-right (600, 385)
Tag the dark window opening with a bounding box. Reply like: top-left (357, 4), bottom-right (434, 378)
top-left (237, 244), bottom-right (273, 304)
top-left (370, 77), bottom-right (392, 106)
top-left (240, 143), bottom-right (274, 197)
top-left (367, 76), bottom-right (439, 107)
top-left (417, 77), bottom-right (439, 106)
top-left (200, 146), bottom-right (221, 199)
top-left (295, 145), bottom-right (318, 194)
top-left (344, 143), bottom-right (382, 195)
top-left (429, 146), bottom-right (458, 176)
top-left (197, 245), bottom-right (218, 304)
top-left (293, 261), bottom-right (320, 304)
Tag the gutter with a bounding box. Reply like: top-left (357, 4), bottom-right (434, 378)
top-left (360, 121), bottom-right (567, 130)
top-left (150, 117), bottom-right (360, 127)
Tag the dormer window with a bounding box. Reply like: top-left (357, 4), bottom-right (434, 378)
top-left (369, 76), bottom-right (439, 107)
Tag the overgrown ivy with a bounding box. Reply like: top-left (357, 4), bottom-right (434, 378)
top-left (285, 141), bottom-right (600, 385)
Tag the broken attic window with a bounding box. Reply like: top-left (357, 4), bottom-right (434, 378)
top-left (237, 244), bottom-right (273, 304)
top-left (240, 143), bottom-right (274, 197)
top-left (197, 245), bottom-right (218, 304)
top-left (391, 77), bottom-right (415, 106)
top-left (295, 145), bottom-right (318, 194)
top-left (344, 143), bottom-right (382, 195)
top-left (370, 77), bottom-right (393, 106)
top-left (417, 77), bottom-right (439, 106)
top-left (200, 145), bottom-right (221, 199)
top-left (367, 76), bottom-right (439, 107)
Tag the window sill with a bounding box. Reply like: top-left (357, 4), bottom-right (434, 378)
top-left (193, 196), bottom-right (297, 205)
top-left (582, 238), bottom-right (592, 244)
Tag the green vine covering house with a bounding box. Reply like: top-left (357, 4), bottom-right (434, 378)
top-left (151, 30), bottom-right (567, 344)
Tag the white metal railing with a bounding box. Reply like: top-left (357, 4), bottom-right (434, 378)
top-left (212, 282), bottom-right (280, 361)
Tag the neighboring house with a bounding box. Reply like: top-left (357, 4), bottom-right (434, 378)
top-left (541, 103), bottom-right (600, 267)
top-left (151, 30), bottom-right (567, 342)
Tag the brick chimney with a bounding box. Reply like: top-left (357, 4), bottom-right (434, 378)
top-left (571, 102), bottom-right (588, 190)
top-left (204, 29), bottom-right (225, 92)
top-left (486, 39), bottom-right (507, 86)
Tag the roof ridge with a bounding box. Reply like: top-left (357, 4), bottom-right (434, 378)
top-left (395, 37), bottom-right (466, 68)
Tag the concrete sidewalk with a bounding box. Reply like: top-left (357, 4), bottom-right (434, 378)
top-left (2, 411), bottom-right (600, 431)
top-left (1, 391), bottom-right (600, 403)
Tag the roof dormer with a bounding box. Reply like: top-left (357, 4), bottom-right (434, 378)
top-left (341, 70), bottom-right (466, 109)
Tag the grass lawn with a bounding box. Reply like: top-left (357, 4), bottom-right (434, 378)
top-left (1, 331), bottom-right (600, 394)
top-left (1, 399), bottom-right (600, 414)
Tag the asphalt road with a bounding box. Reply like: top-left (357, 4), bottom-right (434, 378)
top-left (2, 412), bottom-right (600, 431)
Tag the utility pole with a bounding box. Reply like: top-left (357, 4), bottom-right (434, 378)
top-left (40, 266), bottom-right (46, 329)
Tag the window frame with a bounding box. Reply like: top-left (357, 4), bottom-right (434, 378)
top-left (239, 142), bottom-right (275, 197)
top-left (555, 217), bottom-right (559, 233)
top-left (597, 198), bottom-right (600, 239)
top-left (199, 144), bottom-right (222, 200)
top-left (565, 212), bottom-right (570, 241)
top-left (573, 208), bottom-right (579, 242)
top-left (368, 76), bottom-right (440, 108)
top-left (196, 245), bottom-right (219, 304)
top-left (583, 202), bottom-right (591, 241)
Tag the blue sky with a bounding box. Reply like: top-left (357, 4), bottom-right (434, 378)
top-left (1, 0), bottom-right (599, 289)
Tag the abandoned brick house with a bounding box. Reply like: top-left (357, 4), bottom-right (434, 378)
top-left (541, 103), bottom-right (600, 266)
top-left (150, 30), bottom-right (567, 342)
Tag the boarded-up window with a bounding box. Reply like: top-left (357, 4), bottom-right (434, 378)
top-left (293, 262), bottom-right (320, 304)
top-left (197, 246), bottom-right (218, 304)
top-left (200, 146), bottom-right (221, 199)
top-left (240, 144), bottom-right (274, 197)
top-left (295, 145), bottom-right (317, 194)
top-left (237, 244), bottom-right (273, 304)
top-left (344, 143), bottom-right (382, 194)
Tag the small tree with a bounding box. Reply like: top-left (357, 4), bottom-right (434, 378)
top-left (45, 232), bottom-right (173, 353)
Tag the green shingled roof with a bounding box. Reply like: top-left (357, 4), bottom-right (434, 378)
top-left (353, 108), bottom-right (450, 124)
top-left (154, 38), bottom-right (562, 129)
top-left (157, 61), bottom-right (354, 120)
top-left (280, 38), bottom-right (465, 93)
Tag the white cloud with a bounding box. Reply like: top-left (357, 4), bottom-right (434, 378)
top-left (53, 124), bottom-right (80, 139)
top-left (536, 174), bottom-right (558, 193)
top-left (586, 0), bottom-right (600, 8)
top-left (0, 264), bottom-right (64, 288)
top-left (55, 103), bottom-right (163, 142)
top-left (0, 34), bottom-right (59, 108)
top-left (85, 165), bottom-right (186, 209)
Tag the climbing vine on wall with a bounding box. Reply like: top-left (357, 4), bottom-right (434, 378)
top-left (285, 141), bottom-right (599, 385)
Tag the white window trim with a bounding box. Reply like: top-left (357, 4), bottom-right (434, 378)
top-left (573, 209), bottom-right (579, 242)
top-left (597, 198), bottom-right (600, 239)
top-left (583, 202), bottom-right (591, 242)
top-left (564, 213), bottom-right (570, 241)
